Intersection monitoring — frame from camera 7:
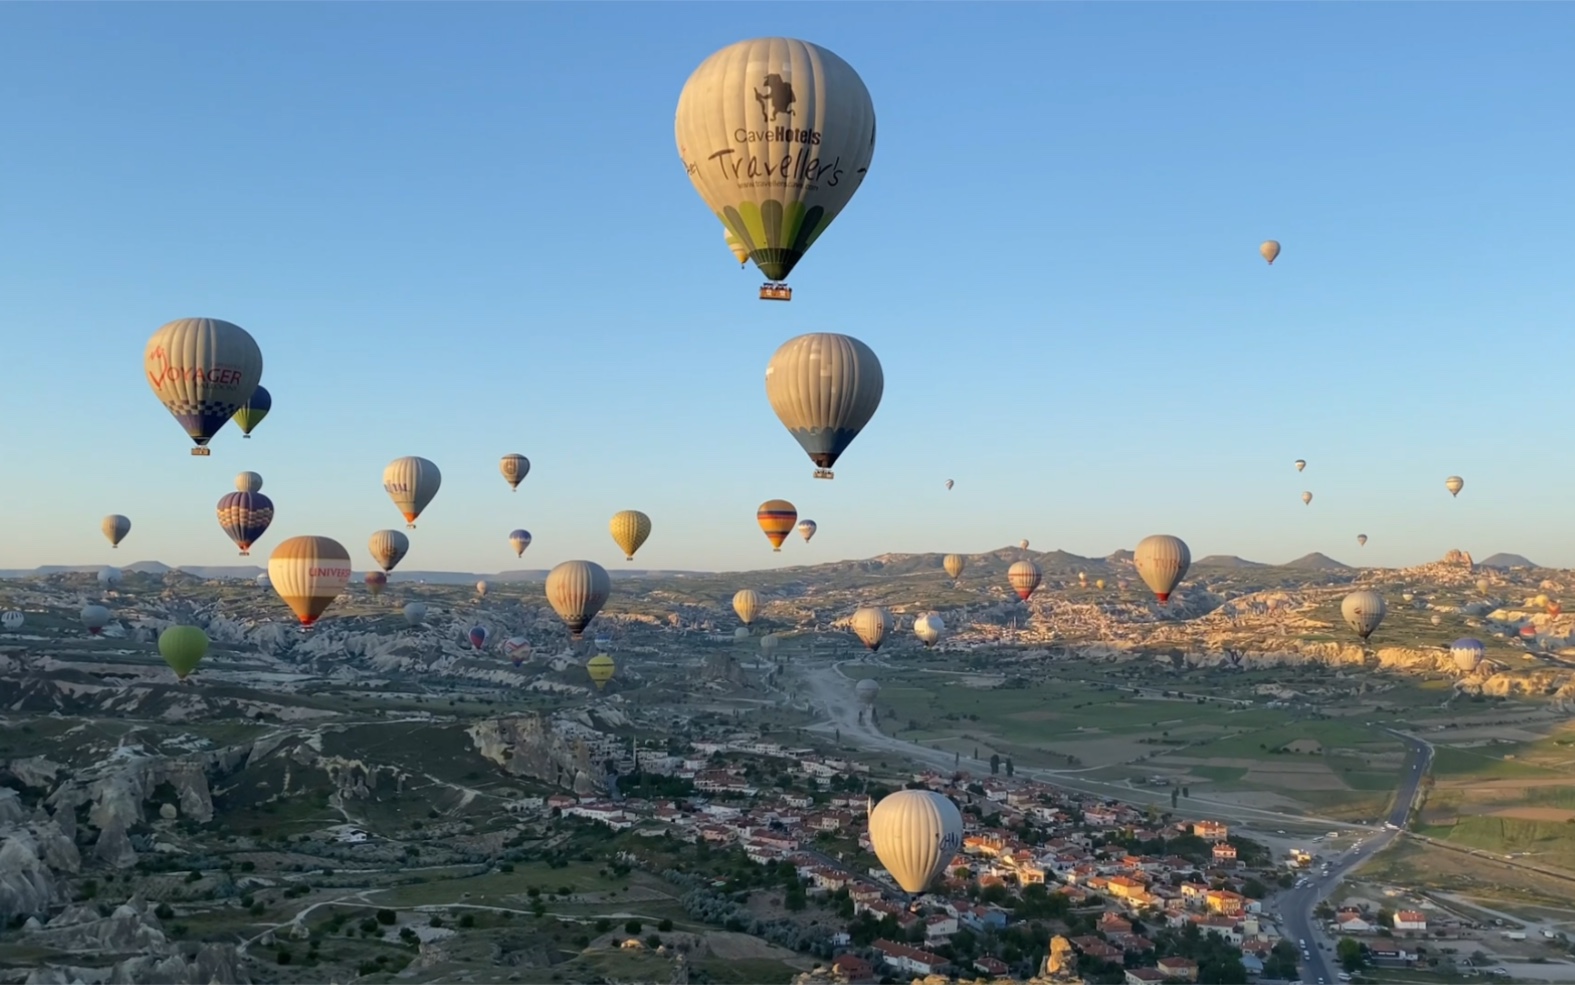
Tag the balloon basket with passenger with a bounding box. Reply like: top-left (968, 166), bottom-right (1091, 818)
top-left (759, 283), bottom-right (792, 301)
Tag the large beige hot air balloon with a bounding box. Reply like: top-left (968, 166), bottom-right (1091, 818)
top-left (1341, 590), bottom-right (1387, 641)
top-left (855, 678), bottom-right (880, 705)
top-left (913, 612), bottom-right (944, 648)
top-left (1260, 240), bottom-right (1281, 265)
top-left (268, 536), bottom-right (352, 627)
top-left (676, 37), bottom-right (876, 300)
top-left (868, 790), bottom-right (964, 895)
top-left (760, 633), bottom-right (780, 659)
top-left (368, 530), bottom-right (410, 573)
top-left (609, 510), bottom-right (652, 561)
top-left (943, 554), bottom-right (965, 580)
top-left (1135, 534), bottom-right (1191, 604)
top-left (382, 456), bottom-right (441, 528)
top-left (499, 454), bottom-right (530, 491)
top-left (733, 589), bottom-right (761, 626)
top-left (101, 514), bottom-right (131, 549)
top-left (849, 606), bottom-right (891, 652)
top-left (143, 318), bottom-right (264, 455)
top-left (1445, 475), bottom-right (1464, 498)
top-left (546, 560), bottom-right (611, 640)
top-left (764, 333), bottom-right (883, 479)
top-left (1007, 560), bottom-right (1042, 601)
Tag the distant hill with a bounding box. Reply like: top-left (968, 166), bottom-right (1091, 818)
top-left (1284, 552), bottom-right (1352, 571)
top-left (0, 564), bottom-right (700, 584)
top-left (1478, 553), bottom-right (1537, 570)
top-left (1194, 555), bottom-right (1266, 569)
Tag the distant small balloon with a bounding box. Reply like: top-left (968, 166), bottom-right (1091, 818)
top-left (365, 571), bottom-right (387, 596)
top-left (476, 580), bottom-right (489, 597)
top-left (943, 554), bottom-right (965, 580)
top-left (913, 612), bottom-right (945, 648)
top-left (1260, 240), bottom-right (1281, 265)
top-left (1, 611), bottom-right (23, 631)
top-left (1341, 590), bottom-right (1387, 641)
top-left (757, 500), bottom-right (798, 552)
top-left (1445, 475), bottom-right (1464, 498)
top-left (1019, 539), bottom-right (1030, 551)
top-left (404, 602), bottom-right (427, 626)
top-left (499, 453), bottom-right (530, 491)
top-left (1302, 491), bottom-right (1313, 506)
top-left (1008, 560), bottom-right (1042, 601)
top-left (235, 471), bottom-right (264, 493)
top-left (509, 529), bottom-right (532, 558)
top-left (1357, 534), bottom-right (1368, 546)
top-left (1294, 459), bottom-right (1306, 472)
top-left (797, 519), bottom-right (817, 543)
top-left (102, 515), bottom-right (131, 549)
top-left (945, 479), bottom-right (954, 491)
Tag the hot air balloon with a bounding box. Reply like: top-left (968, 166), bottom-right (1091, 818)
top-left (503, 636), bottom-right (531, 666)
top-left (760, 634), bottom-right (780, 659)
top-left (676, 37), bottom-right (876, 300)
top-left (216, 491), bottom-right (274, 556)
top-left (913, 612), bottom-right (944, 648)
top-left (943, 554), bottom-right (965, 580)
top-left (383, 457), bottom-right (441, 528)
top-left (144, 318), bottom-right (264, 455)
top-left (1260, 240), bottom-right (1281, 265)
top-left (500, 453), bottom-right (530, 491)
top-left (1445, 475), bottom-right (1464, 498)
top-left (159, 626), bottom-right (209, 681)
top-left (609, 510), bottom-right (652, 561)
top-left (365, 571), bottom-right (387, 596)
top-left (1341, 590), bottom-right (1387, 641)
top-left (268, 536), bottom-right (352, 627)
top-left (1135, 535), bottom-right (1191, 604)
top-left (368, 530), bottom-right (410, 573)
top-left (855, 678), bottom-right (880, 705)
top-left (508, 529), bottom-right (532, 558)
top-left (1430, 613), bottom-right (1442, 626)
top-left (724, 228), bottom-right (749, 266)
top-left (757, 500), bottom-right (798, 551)
top-left (232, 385), bottom-right (271, 439)
top-left (1450, 637), bottom-right (1484, 673)
top-left (1549, 601), bottom-right (1563, 617)
top-left (235, 471), bottom-right (263, 493)
top-left (1095, 579), bottom-right (1106, 590)
top-left (469, 625), bottom-right (488, 650)
top-left (797, 519), bottom-right (817, 542)
top-left (546, 560), bottom-right (611, 640)
top-left (868, 790), bottom-right (964, 894)
top-left (476, 580), bottom-right (490, 598)
top-left (1302, 491), bottom-right (1313, 506)
top-left (1019, 540), bottom-right (1030, 551)
top-left (945, 479), bottom-right (954, 491)
top-left (850, 606), bottom-right (891, 652)
top-left (80, 604), bottom-right (110, 636)
top-left (586, 653), bottom-right (615, 690)
top-left (733, 589), bottom-right (761, 626)
top-left (1, 611), bottom-right (23, 631)
top-left (1294, 459), bottom-right (1306, 472)
top-left (1078, 572), bottom-right (1088, 585)
top-left (98, 566), bottom-right (121, 588)
top-left (1357, 534), bottom-right (1368, 546)
top-left (766, 334), bottom-right (883, 479)
top-left (256, 573), bottom-right (270, 588)
top-left (102, 515), bottom-right (131, 549)
top-left (1476, 578), bottom-right (1491, 595)
top-left (735, 626), bottom-right (751, 641)
top-left (404, 602), bottom-right (427, 626)
top-left (1008, 560), bottom-right (1042, 601)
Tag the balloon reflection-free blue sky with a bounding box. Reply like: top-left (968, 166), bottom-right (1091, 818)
top-left (1, 3), bottom-right (1570, 574)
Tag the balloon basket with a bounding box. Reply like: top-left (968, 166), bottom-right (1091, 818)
top-left (191, 448), bottom-right (211, 457)
top-left (759, 283), bottom-right (792, 301)
top-left (813, 469), bottom-right (834, 480)
top-left (243, 434), bottom-right (252, 439)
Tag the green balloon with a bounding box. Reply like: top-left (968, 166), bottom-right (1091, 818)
top-left (158, 626), bottom-right (210, 680)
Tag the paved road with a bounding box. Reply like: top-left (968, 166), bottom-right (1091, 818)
top-left (1271, 728), bottom-right (1433, 985)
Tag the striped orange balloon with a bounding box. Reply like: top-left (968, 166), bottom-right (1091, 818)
top-left (756, 499), bottom-right (798, 552)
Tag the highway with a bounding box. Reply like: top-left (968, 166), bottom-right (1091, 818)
top-left (1270, 728), bottom-right (1433, 985)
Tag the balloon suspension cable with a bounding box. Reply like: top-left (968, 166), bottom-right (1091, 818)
top-left (813, 469), bottom-right (834, 480)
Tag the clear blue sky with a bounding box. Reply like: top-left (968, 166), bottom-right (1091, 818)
top-left (1, 3), bottom-right (1571, 574)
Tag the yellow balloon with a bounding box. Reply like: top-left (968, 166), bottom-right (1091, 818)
top-left (609, 510), bottom-right (652, 561)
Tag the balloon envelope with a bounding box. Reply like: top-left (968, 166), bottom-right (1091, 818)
top-left (913, 612), bottom-right (944, 647)
top-left (1, 611), bottom-right (23, 631)
top-left (757, 500), bottom-right (798, 551)
top-left (943, 554), bottom-right (965, 580)
top-left (868, 790), bottom-right (964, 894)
top-left (1341, 590), bottom-right (1387, 641)
top-left (1135, 535), bottom-right (1191, 603)
top-left (369, 530), bottom-right (410, 573)
top-left (1007, 560), bottom-right (1042, 601)
top-left (235, 471), bottom-right (264, 493)
top-left (232, 385), bottom-right (271, 438)
top-left (476, 580), bottom-right (489, 597)
top-left (850, 606), bottom-right (891, 652)
top-left (364, 571), bottom-right (387, 596)
top-left (797, 519), bottom-right (817, 542)
top-left (855, 678), bottom-right (880, 705)
top-left (509, 529), bottom-right (532, 558)
top-left (216, 491), bottom-right (274, 555)
top-left (1260, 240), bottom-right (1281, 265)
top-left (587, 653), bottom-right (615, 689)
top-left (102, 515), bottom-right (131, 548)
top-left (158, 626), bottom-right (209, 680)
top-left (675, 37), bottom-right (876, 285)
top-left (1302, 491), bottom-right (1313, 505)
top-left (98, 566), bottom-right (121, 587)
top-left (1451, 637), bottom-right (1484, 672)
top-left (80, 604), bottom-right (110, 635)
top-left (765, 333), bottom-right (883, 477)
top-left (733, 589), bottom-right (761, 625)
top-left (469, 625), bottom-right (488, 650)
top-left (546, 560), bottom-right (611, 639)
top-left (268, 536), bottom-right (352, 627)
top-left (1445, 475), bottom-right (1464, 497)
top-left (1294, 459), bottom-right (1306, 472)
top-left (383, 457), bottom-right (442, 527)
top-left (500, 453), bottom-right (530, 491)
top-left (144, 318), bottom-right (264, 452)
top-left (1357, 534), bottom-right (1368, 546)
top-left (404, 602), bottom-right (427, 626)
top-left (609, 510), bottom-right (652, 561)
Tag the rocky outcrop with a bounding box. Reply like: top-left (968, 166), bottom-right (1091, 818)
top-left (0, 814), bottom-right (77, 922)
top-left (23, 942), bottom-right (247, 984)
top-left (469, 714), bottom-right (605, 795)
top-left (93, 816), bottom-right (137, 869)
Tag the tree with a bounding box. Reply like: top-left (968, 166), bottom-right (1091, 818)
top-left (990, 753), bottom-right (1002, 775)
top-left (1005, 758), bottom-right (1014, 777)
top-left (625, 919), bottom-right (642, 935)
top-left (1337, 937), bottom-right (1365, 972)
top-left (1171, 789), bottom-right (1180, 809)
